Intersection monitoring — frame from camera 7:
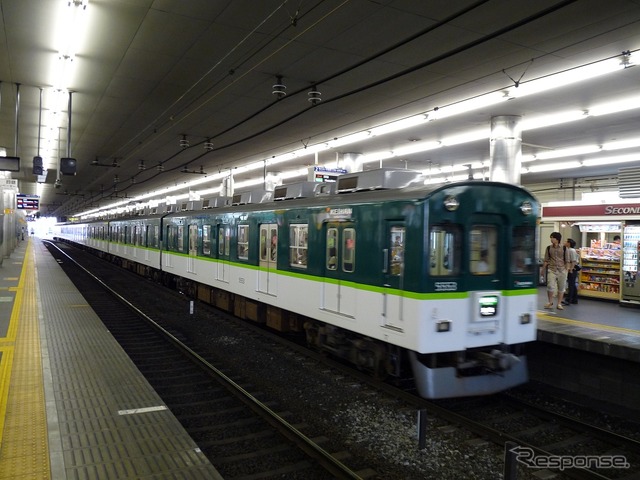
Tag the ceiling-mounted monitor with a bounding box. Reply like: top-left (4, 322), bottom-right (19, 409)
top-left (0, 156), bottom-right (20, 172)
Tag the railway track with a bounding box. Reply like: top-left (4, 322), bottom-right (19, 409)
top-left (437, 393), bottom-right (640, 480)
top-left (44, 240), bottom-right (371, 479)
top-left (46, 238), bottom-right (640, 480)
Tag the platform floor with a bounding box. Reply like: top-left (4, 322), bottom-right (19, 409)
top-left (0, 237), bottom-right (638, 478)
top-left (0, 238), bottom-right (222, 479)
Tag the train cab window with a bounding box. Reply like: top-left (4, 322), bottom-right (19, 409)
top-left (429, 226), bottom-right (461, 276)
top-left (390, 226), bottom-right (405, 276)
top-left (511, 226), bottom-right (535, 274)
top-left (326, 228), bottom-right (338, 270)
top-left (470, 226), bottom-right (497, 275)
top-left (203, 225), bottom-right (212, 255)
top-left (289, 224), bottom-right (308, 268)
top-left (343, 228), bottom-right (356, 272)
top-left (218, 225), bottom-right (230, 256)
top-left (237, 225), bottom-right (249, 260)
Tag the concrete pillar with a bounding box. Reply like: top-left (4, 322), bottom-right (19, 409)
top-left (342, 153), bottom-right (363, 173)
top-left (489, 115), bottom-right (522, 184)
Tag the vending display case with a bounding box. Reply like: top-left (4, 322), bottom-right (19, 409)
top-left (578, 245), bottom-right (621, 300)
top-left (621, 224), bottom-right (640, 304)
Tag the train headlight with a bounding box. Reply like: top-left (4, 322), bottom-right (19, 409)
top-left (444, 196), bottom-right (459, 211)
top-left (519, 201), bottom-right (533, 216)
top-left (436, 320), bottom-right (451, 332)
top-left (519, 313), bottom-right (532, 324)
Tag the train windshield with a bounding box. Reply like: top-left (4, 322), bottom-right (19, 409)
top-left (511, 226), bottom-right (535, 274)
top-left (470, 226), bottom-right (496, 275)
top-left (429, 226), bottom-right (461, 276)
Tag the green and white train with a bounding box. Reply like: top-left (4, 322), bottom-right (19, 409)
top-left (56, 168), bottom-right (539, 398)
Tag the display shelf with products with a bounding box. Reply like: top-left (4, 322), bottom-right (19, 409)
top-left (578, 246), bottom-right (620, 300)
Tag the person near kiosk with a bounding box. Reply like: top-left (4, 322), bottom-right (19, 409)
top-left (562, 238), bottom-right (580, 305)
top-left (541, 232), bottom-right (573, 310)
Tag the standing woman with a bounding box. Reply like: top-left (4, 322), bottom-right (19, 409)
top-left (563, 238), bottom-right (579, 305)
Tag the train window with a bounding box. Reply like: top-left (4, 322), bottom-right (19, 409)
top-left (177, 225), bottom-right (184, 252)
top-left (326, 228), bottom-right (338, 270)
top-left (390, 226), bottom-right (405, 276)
top-left (151, 225), bottom-right (159, 248)
top-left (218, 225), bottom-right (231, 256)
top-left (289, 224), bottom-right (308, 268)
top-left (343, 228), bottom-right (355, 272)
top-left (133, 226), bottom-right (138, 245)
top-left (237, 225), bottom-right (249, 260)
top-left (166, 225), bottom-right (176, 251)
top-left (143, 225), bottom-right (149, 247)
top-left (188, 224), bottom-right (197, 255)
top-left (260, 224), bottom-right (277, 262)
top-left (429, 226), bottom-right (461, 276)
top-left (470, 226), bottom-right (497, 275)
top-left (203, 225), bottom-right (212, 255)
top-left (511, 226), bottom-right (535, 274)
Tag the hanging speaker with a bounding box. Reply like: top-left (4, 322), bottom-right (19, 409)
top-left (33, 156), bottom-right (43, 175)
top-left (60, 157), bottom-right (77, 175)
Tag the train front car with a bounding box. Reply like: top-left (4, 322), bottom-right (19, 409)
top-left (411, 181), bottom-right (539, 398)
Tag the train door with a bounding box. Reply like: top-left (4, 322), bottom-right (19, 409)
top-left (383, 223), bottom-right (405, 329)
top-left (216, 224), bottom-right (230, 283)
top-left (258, 224), bottom-right (278, 295)
top-left (322, 222), bottom-right (356, 317)
top-left (187, 223), bottom-right (198, 273)
top-left (468, 218), bottom-right (500, 289)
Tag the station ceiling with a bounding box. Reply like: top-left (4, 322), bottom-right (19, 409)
top-left (1, 0), bottom-right (640, 218)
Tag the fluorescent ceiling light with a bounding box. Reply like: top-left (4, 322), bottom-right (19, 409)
top-left (369, 114), bottom-right (427, 136)
top-left (520, 110), bottom-right (587, 130)
top-left (429, 91), bottom-right (508, 120)
top-left (582, 153), bottom-right (640, 167)
top-left (524, 161), bottom-right (582, 173)
top-left (603, 137), bottom-right (640, 151)
top-left (441, 129), bottom-right (489, 146)
top-left (535, 145), bottom-right (601, 160)
top-left (508, 57), bottom-right (625, 98)
top-left (589, 95), bottom-right (640, 116)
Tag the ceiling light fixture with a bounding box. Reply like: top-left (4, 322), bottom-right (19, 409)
top-left (308, 86), bottom-right (322, 104)
top-left (272, 75), bottom-right (286, 98)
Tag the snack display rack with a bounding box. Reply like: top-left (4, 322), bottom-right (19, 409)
top-left (578, 243), bottom-right (621, 300)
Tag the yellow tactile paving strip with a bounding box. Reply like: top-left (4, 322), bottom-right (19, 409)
top-left (0, 241), bottom-right (50, 479)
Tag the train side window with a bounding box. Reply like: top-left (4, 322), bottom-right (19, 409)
top-left (237, 225), bottom-right (249, 260)
top-left (151, 225), bottom-right (159, 248)
top-left (390, 226), bottom-right (405, 276)
top-left (342, 228), bottom-right (355, 272)
top-left (289, 224), bottom-right (308, 268)
top-left (511, 226), bottom-right (535, 274)
top-left (326, 228), bottom-right (338, 270)
top-left (470, 226), bottom-right (496, 275)
top-left (203, 225), bottom-right (211, 255)
top-left (177, 225), bottom-right (184, 252)
top-left (429, 225), bottom-right (461, 276)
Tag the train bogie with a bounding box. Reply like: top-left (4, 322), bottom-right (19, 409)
top-left (54, 170), bottom-right (539, 399)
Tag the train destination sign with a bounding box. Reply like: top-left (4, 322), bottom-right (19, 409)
top-left (17, 194), bottom-right (40, 210)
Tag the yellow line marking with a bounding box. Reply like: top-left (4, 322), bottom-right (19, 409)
top-left (2, 278), bottom-right (19, 281)
top-left (0, 250), bottom-right (25, 445)
top-left (538, 311), bottom-right (640, 336)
